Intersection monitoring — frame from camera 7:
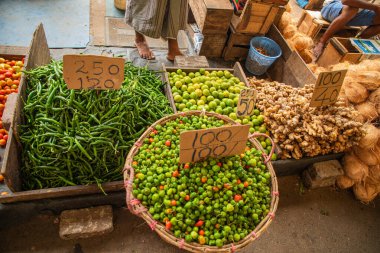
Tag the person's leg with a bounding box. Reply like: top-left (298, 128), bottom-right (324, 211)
top-left (134, 31), bottom-right (155, 60)
top-left (314, 5), bottom-right (358, 57)
top-left (360, 25), bottom-right (380, 38)
top-left (167, 39), bottom-right (183, 61)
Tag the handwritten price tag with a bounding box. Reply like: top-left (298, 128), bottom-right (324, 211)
top-left (180, 125), bottom-right (250, 163)
top-left (237, 89), bottom-right (257, 117)
top-left (63, 55), bottom-right (125, 90)
top-left (310, 69), bottom-right (347, 107)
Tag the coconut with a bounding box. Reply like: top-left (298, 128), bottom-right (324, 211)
top-left (368, 88), bottom-right (380, 114)
top-left (292, 34), bottom-right (313, 51)
top-left (368, 165), bottom-right (380, 184)
top-left (298, 49), bottom-right (313, 64)
top-left (353, 146), bottom-right (380, 166)
top-left (336, 175), bottom-right (355, 189)
top-left (331, 62), bottom-right (350, 71)
top-left (354, 71), bottom-right (380, 91)
top-left (343, 152), bottom-right (369, 181)
top-left (360, 59), bottom-right (380, 72)
top-left (343, 82), bottom-right (368, 104)
top-left (279, 12), bottom-right (292, 31)
top-left (283, 25), bottom-right (297, 39)
top-left (358, 124), bottom-right (380, 149)
top-left (353, 181), bottom-right (378, 203)
top-left (355, 102), bottom-right (379, 122)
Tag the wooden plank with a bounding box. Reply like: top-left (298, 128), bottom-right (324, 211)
top-left (0, 46), bottom-right (28, 56)
top-left (174, 56), bottom-right (210, 68)
top-left (285, 51), bottom-right (317, 87)
top-left (260, 6), bottom-right (279, 34)
top-left (223, 46), bottom-right (249, 61)
top-left (90, 0), bottom-right (106, 45)
top-left (233, 62), bottom-right (249, 86)
top-left (163, 62), bottom-right (248, 86)
top-left (267, 25), bottom-right (293, 61)
top-left (200, 34), bottom-right (227, 58)
top-left (0, 181), bottom-right (124, 204)
top-left (231, 2), bottom-right (282, 34)
top-left (189, 0), bottom-right (233, 34)
top-left (0, 128), bottom-right (21, 192)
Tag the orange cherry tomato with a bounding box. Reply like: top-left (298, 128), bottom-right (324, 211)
top-left (0, 139), bottom-right (6, 146)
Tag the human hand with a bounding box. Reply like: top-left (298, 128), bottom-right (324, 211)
top-left (313, 42), bottom-right (324, 58)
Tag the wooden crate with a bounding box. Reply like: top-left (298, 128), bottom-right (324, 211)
top-left (188, 0), bottom-right (233, 35)
top-left (187, 24), bottom-right (228, 58)
top-left (231, 1), bottom-right (285, 34)
top-left (266, 25), bottom-right (317, 87)
top-left (223, 25), bottom-right (252, 61)
top-left (297, 10), bottom-right (362, 40)
top-left (162, 62), bottom-right (249, 113)
top-left (316, 37), bottom-right (364, 68)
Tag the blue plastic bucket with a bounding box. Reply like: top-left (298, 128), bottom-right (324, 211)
top-left (245, 37), bottom-right (282, 75)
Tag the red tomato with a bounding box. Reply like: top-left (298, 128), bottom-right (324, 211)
top-left (172, 170), bottom-right (179, 177)
top-left (184, 195), bottom-right (190, 201)
top-left (165, 140), bottom-right (171, 147)
top-left (195, 220), bottom-right (204, 227)
top-left (13, 80), bottom-right (19, 85)
top-left (9, 61), bottom-right (15, 66)
top-left (4, 72), bottom-right (12, 78)
top-left (0, 95), bottom-right (5, 101)
top-left (170, 200), bottom-right (177, 206)
top-left (234, 194), bottom-right (243, 202)
top-left (0, 70), bottom-right (6, 74)
top-left (201, 176), bottom-right (207, 183)
top-left (199, 230), bottom-right (205, 236)
top-left (0, 121), bottom-right (2, 129)
top-left (0, 74), bottom-right (5, 80)
top-left (0, 139), bottom-right (6, 146)
top-left (165, 221), bottom-right (172, 230)
top-left (244, 181), bottom-right (249, 188)
top-left (6, 79), bottom-right (13, 86)
top-left (0, 104), bottom-right (5, 111)
top-left (5, 90), bottom-right (11, 94)
top-left (3, 135), bottom-right (7, 141)
top-left (0, 90), bottom-right (5, 95)
top-left (0, 134), bottom-right (3, 139)
top-left (184, 163), bottom-right (190, 169)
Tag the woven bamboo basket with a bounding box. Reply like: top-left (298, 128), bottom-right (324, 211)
top-left (123, 111), bottom-right (279, 253)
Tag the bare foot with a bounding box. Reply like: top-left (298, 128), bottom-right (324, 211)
top-left (167, 38), bottom-right (183, 61)
top-left (135, 40), bottom-right (155, 60)
top-left (167, 50), bottom-right (183, 61)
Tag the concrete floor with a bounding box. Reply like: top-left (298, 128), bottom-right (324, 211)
top-left (0, 176), bottom-right (379, 253)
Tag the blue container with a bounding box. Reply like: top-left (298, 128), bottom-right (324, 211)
top-left (245, 37), bottom-right (282, 75)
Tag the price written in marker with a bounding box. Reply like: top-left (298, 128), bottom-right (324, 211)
top-left (63, 55), bottom-right (125, 90)
top-left (237, 88), bottom-right (257, 117)
top-left (180, 125), bottom-right (250, 163)
top-left (310, 69), bottom-right (347, 107)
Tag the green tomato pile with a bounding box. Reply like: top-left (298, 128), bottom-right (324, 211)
top-left (132, 115), bottom-right (272, 247)
top-left (168, 68), bottom-right (276, 160)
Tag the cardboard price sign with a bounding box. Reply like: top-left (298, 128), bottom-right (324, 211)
top-left (180, 125), bottom-right (250, 163)
top-left (63, 55), bottom-right (124, 90)
top-left (310, 69), bottom-right (347, 107)
top-left (237, 89), bottom-right (257, 117)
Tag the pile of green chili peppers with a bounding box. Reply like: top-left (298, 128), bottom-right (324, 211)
top-left (20, 60), bottom-right (173, 190)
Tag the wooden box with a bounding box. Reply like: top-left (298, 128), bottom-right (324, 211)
top-left (317, 37), bottom-right (363, 68)
top-left (162, 62), bottom-right (249, 113)
top-left (267, 25), bottom-right (317, 87)
top-left (223, 25), bottom-right (252, 61)
top-left (187, 24), bottom-right (228, 58)
top-left (231, 1), bottom-right (285, 34)
top-left (297, 10), bottom-right (362, 40)
top-left (188, 0), bottom-right (233, 35)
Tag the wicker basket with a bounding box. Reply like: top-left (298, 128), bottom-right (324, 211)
top-left (123, 111), bottom-right (279, 253)
top-left (114, 0), bottom-right (126, 10)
